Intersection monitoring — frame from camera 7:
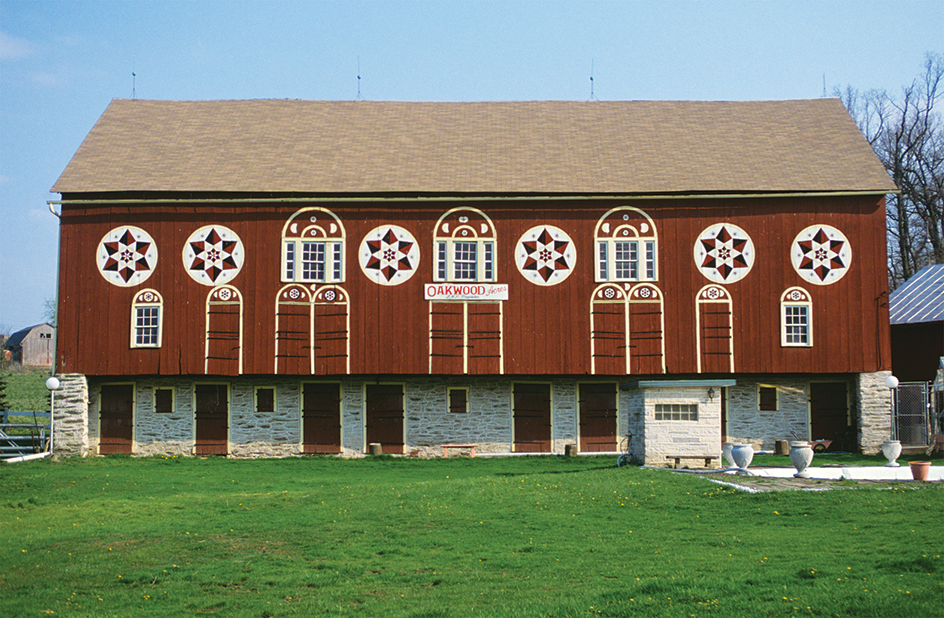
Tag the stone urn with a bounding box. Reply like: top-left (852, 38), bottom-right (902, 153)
top-left (722, 442), bottom-right (736, 468)
top-left (882, 440), bottom-right (902, 467)
top-left (731, 443), bottom-right (754, 475)
top-left (789, 441), bottom-right (814, 478)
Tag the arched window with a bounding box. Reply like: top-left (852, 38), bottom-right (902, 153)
top-left (780, 287), bottom-right (812, 346)
top-left (433, 207), bottom-right (497, 282)
top-left (594, 207), bottom-right (658, 283)
top-left (130, 289), bottom-right (163, 348)
top-left (281, 208), bottom-right (346, 284)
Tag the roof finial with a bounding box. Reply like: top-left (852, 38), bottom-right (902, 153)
top-left (588, 59), bottom-right (598, 102)
top-left (132, 60), bottom-right (136, 100)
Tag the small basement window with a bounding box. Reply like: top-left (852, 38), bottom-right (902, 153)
top-left (154, 388), bottom-right (174, 414)
top-left (448, 388), bottom-right (469, 413)
top-left (255, 387), bottom-right (275, 413)
top-left (758, 386), bottom-right (779, 411)
top-left (655, 403), bottom-right (698, 421)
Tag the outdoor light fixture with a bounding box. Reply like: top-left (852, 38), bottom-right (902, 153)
top-left (45, 376), bottom-right (61, 454)
top-left (707, 387), bottom-right (715, 401)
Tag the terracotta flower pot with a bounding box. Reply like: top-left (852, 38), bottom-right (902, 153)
top-left (909, 461), bottom-right (931, 481)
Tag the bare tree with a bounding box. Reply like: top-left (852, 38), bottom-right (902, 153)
top-left (837, 52), bottom-right (944, 289)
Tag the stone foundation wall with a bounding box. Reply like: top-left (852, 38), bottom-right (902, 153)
top-left (725, 378), bottom-right (811, 451)
top-left (857, 370), bottom-right (893, 455)
top-left (52, 374), bottom-right (89, 458)
top-left (57, 372), bottom-right (888, 458)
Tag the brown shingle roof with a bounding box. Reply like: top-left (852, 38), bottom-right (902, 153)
top-left (51, 98), bottom-right (897, 195)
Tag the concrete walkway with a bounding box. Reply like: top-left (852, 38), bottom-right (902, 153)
top-left (724, 465), bottom-right (942, 481)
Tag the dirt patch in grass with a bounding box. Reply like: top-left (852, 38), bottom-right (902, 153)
top-left (699, 473), bottom-right (913, 492)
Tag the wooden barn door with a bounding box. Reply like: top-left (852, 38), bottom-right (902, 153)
top-left (627, 284), bottom-right (665, 375)
top-left (365, 384), bottom-right (404, 454)
top-left (194, 384), bottom-right (228, 455)
top-left (303, 382), bottom-right (341, 454)
top-left (590, 284), bottom-right (628, 375)
top-left (578, 383), bottom-right (618, 452)
top-left (467, 302), bottom-right (503, 374)
top-left (205, 286), bottom-right (242, 375)
top-left (809, 382), bottom-right (849, 445)
top-left (99, 384), bottom-right (134, 454)
top-left (696, 285), bottom-right (734, 373)
top-left (514, 383), bottom-right (551, 452)
top-left (429, 302), bottom-right (465, 374)
top-left (274, 285), bottom-right (312, 374)
top-left (313, 286), bottom-right (350, 375)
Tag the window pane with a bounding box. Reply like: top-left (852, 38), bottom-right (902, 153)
top-left (332, 243), bottom-right (343, 281)
top-left (615, 241), bottom-right (638, 280)
top-left (484, 242), bottom-right (494, 280)
top-left (784, 305), bottom-right (809, 344)
top-left (437, 241), bottom-right (447, 280)
top-left (645, 241), bottom-right (656, 279)
top-left (284, 241), bottom-right (295, 281)
top-left (453, 242), bottom-right (477, 280)
top-left (302, 242), bottom-right (326, 281)
top-left (135, 306), bottom-right (160, 346)
top-left (598, 241), bottom-right (608, 280)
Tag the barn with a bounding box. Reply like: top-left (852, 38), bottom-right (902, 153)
top-left (47, 99), bottom-right (898, 463)
top-left (4, 323), bottom-right (55, 367)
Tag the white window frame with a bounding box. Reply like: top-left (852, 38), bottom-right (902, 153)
top-left (780, 287), bottom-right (812, 347)
top-left (654, 403), bottom-right (698, 421)
top-left (757, 384), bottom-right (779, 411)
top-left (130, 289), bottom-right (163, 348)
top-left (594, 207), bottom-right (658, 283)
top-left (434, 239), bottom-right (496, 282)
top-left (281, 208), bottom-right (346, 284)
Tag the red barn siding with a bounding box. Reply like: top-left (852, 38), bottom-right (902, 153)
top-left (55, 196), bottom-right (891, 378)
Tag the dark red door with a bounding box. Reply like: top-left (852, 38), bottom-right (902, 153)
top-left (810, 382), bottom-right (849, 445)
top-left (366, 384), bottom-right (404, 454)
top-left (579, 383), bottom-right (617, 452)
top-left (195, 384), bottom-right (228, 455)
top-left (99, 384), bottom-right (133, 454)
top-left (303, 383), bottom-right (341, 454)
top-left (514, 383), bottom-right (551, 452)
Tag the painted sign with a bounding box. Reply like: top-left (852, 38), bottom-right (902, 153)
top-left (424, 283), bottom-right (509, 301)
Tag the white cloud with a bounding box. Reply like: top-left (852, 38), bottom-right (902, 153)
top-left (0, 31), bottom-right (35, 61)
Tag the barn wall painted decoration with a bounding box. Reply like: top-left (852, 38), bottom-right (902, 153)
top-left (58, 196), bottom-right (889, 378)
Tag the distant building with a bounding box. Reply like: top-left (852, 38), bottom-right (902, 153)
top-left (48, 98), bottom-right (897, 460)
top-left (4, 323), bottom-right (55, 366)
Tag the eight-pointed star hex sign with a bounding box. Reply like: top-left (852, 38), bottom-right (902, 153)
top-left (693, 223), bottom-right (755, 283)
top-left (359, 225), bottom-right (420, 285)
top-left (515, 225), bottom-right (576, 286)
top-left (791, 224), bottom-right (851, 285)
top-left (96, 226), bottom-right (158, 287)
top-left (182, 225), bottom-right (245, 286)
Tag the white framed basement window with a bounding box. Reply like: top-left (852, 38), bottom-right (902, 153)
top-left (781, 287), bottom-right (812, 347)
top-left (654, 403), bottom-right (698, 421)
top-left (131, 289), bottom-right (163, 348)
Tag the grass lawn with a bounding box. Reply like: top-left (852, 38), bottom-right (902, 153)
top-left (1, 455), bottom-right (941, 618)
top-left (1, 367), bottom-right (51, 415)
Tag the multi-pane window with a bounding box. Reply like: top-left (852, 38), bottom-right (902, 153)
top-left (595, 207), bottom-right (658, 283)
top-left (281, 208), bottom-right (346, 284)
top-left (135, 307), bottom-right (160, 346)
top-left (780, 288), bottom-right (812, 347)
top-left (283, 240), bottom-right (343, 283)
top-left (655, 403), bottom-right (698, 421)
top-left (130, 289), bottom-right (163, 349)
top-left (434, 240), bottom-right (496, 282)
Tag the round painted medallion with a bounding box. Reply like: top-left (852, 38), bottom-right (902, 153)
top-left (182, 225), bottom-right (245, 286)
top-left (358, 225), bottom-right (420, 286)
top-left (791, 224), bottom-right (851, 285)
top-left (693, 223), bottom-right (755, 283)
top-left (96, 226), bottom-right (158, 287)
top-left (515, 225), bottom-right (576, 286)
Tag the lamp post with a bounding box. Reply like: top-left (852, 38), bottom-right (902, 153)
top-left (45, 376), bottom-right (60, 454)
top-left (882, 375), bottom-right (901, 467)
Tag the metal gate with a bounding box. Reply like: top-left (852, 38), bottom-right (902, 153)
top-left (894, 382), bottom-right (931, 447)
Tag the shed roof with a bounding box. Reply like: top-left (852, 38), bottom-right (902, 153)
top-left (52, 98), bottom-right (897, 196)
top-left (889, 264), bottom-right (944, 325)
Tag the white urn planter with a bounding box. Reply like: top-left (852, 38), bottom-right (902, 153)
top-left (731, 443), bottom-right (754, 475)
top-left (882, 440), bottom-right (902, 467)
top-left (722, 442), bottom-right (735, 468)
top-left (789, 441), bottom-right (814, 478)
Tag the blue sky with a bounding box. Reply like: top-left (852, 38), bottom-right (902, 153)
top-left (1, 0), bottom-right (942, 331)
